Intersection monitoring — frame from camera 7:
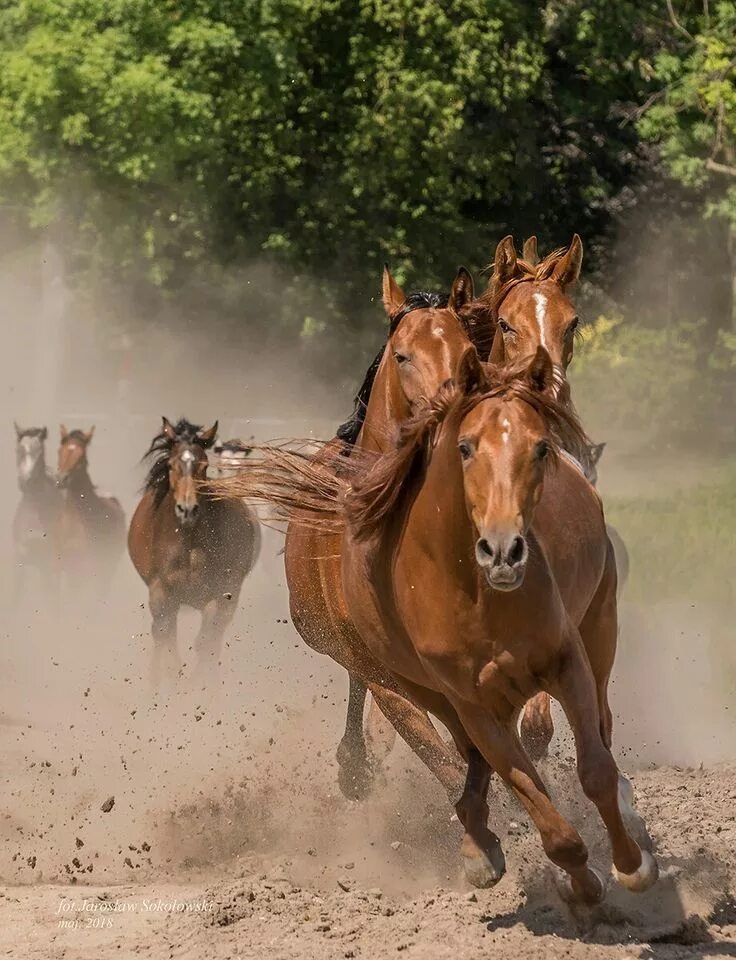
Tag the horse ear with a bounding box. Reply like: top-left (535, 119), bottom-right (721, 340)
top-left (448, 266), bottom-right (474, 311)
top-left (161, 417), bottom-right (177, 441)
top-left (522, 236), bottom-right (539, 266)
top-left (590, 441), bottom-right (606, 465)
top-left (552, 234), bottom-right (583, 288)
top-left (40, 426), bottom-right (48, 441)
top-left (60, 424), bottom-right (68, 442)
top-left (526, 346), bottom-right (555, 394)
top-left (14, 421), bottom-right (22, 440)
top-left (455, 346), bottom-right (488, 396)
top-left (85, 425), bottom-right (95, 443)
top-left (198, 421), bottom-right (218, 447)
top-left (490, 235), bottom-right (522, 292)
top-left (382, 265), bottom-right (406, 318)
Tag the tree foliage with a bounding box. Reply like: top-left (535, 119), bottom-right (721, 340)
top-left (637, 1), bottom-right (736, 223)
top-left (0, 0), bottom-right (731, 347)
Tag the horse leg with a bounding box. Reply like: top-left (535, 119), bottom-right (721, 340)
top-left (195, 594), bottom-right (237, 681)
top-left (455, 746), bottom-right (506, 887)
top-left (335, 675), bottom-right (373, 800)
top-left (454, 701), bottom-right (607, 904)
top-left (520, 691), bottom-right (554, 760)
top-left (577, 564), bottom-right (657, 861)
top-left (149, 582), bottom-right (180, 689)
top-left (367, 682), bottom-right (466, 802)
top-left (364, 693), bottom-right (397, 770)
top-left (551, 634), bottom-right (658, 894)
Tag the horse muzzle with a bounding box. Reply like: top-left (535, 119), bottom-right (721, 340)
top-left (175, 501), bottom-right (199, 526)
top-left (475, 532), bottom-right (528, 592)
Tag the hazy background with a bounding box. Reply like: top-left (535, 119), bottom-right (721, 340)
top-left (1, 0), bottom-right (735, 893)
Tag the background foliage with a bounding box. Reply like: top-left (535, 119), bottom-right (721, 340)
top-left (0, 0), bottom-right (735, 439)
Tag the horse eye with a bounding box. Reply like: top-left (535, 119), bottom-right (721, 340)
top-left (534, 440), bottom-right (550, 461)
top-left (498, 319), bottom-right (512, 334)
top-left (568, 316), bottom-right (580, 334)
top-left (393, 351), bottom-right (410, 365)
top-left (458, 439), bottom-right (473, 461)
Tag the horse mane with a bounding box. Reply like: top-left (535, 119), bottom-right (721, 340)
top-left (336, 290), bottom-right (459, 447)
top-left (142, 418), bottom-right (204, 506)
top-left (65, 429), bottom-right (90, 445)
top-left (346, 359), bottom-right (591, 542)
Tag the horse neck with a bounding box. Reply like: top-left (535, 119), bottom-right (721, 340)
top-left (355, 351), bottom-right (409, 455)
top-left (66, 463), bottom-right (97, 499)
top-left (20, 454), bottom-right (50, 494)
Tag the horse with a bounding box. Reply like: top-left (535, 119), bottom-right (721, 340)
top-left (342, 347), bottom-right (657, 902)
top-left (212, 439), bottom-right (254, 476)
top-left (128, 418), bottom-right (261, 686)
top-left (210, 348), bottom-right (659, 901)
top-left (12, 424), bottom-right (60, 604)
top-left (277, 265), bottom-right (496, 807)
top-left (56, 426), bottom-right (126, 595)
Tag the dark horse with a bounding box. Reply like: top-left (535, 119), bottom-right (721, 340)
top-left (13, 424), bottom-right (60, 603)
top-left (56, 426), bottom-right (126, 594)
top-left (128, 418), bottom-right (260, 686)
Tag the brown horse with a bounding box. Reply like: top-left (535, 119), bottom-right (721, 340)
top-left (13, 424), bottom-right (60, 604)
top-left (211, 349), bottom-right (658, 901)
top-left (462, 235), bottom-right (610, 755)
top-left (338, 347), bottom-right (657, 903)
top-left (128, 418), bottom-right (260, 686)
top-left (274, 266), bottom-right (495, 810)
top-left (56, 426), bottom-right (126, 594)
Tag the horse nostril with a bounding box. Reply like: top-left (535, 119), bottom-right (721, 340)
top-left (508, 535), bottom-right (525, 566)
top-left (476, 538), bottom-right (494, 560)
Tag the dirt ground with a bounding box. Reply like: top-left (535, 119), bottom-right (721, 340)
top-left (2, 526), bottom-right (735, 960)
top-left (2, 283), bottom-right (736, 960)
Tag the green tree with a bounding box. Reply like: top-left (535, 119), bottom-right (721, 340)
top-left (637, 0), bottom-right (736, 326)
top-left (0, 0), bottom-right (666, 354)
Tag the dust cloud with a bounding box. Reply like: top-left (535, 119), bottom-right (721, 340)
top-left (1, 226), bottom-right (735, 959)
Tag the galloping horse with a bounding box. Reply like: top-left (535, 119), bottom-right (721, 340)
top-left (211, 349), bottom-right (658, 900)
top-left (128, 418), bottom-right (260, 685)
top-left (56, 426), bottom-right (126, 594)
top-left (13, 425), bottom-right (60, 602)
top-left (337, 347), bottom-right (657, 903)
top-left (280, 265), bottom-right (489, 806)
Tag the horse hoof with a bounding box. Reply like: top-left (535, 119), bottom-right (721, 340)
top-left (613, 850), bottom-right (659, 893)
top-left (463, 846), bottom-right (506, 889)
top-left (554, 866), bottom-right (607, 905)
top-left (337, 762), bottom-right (373, 801)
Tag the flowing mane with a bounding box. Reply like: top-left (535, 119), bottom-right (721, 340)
top-left (209, 357), bottom-right (591, 542)
top-left (346, 360), bottom-right (591, 542)
top-left (142, 418), bottom-right (204, 505)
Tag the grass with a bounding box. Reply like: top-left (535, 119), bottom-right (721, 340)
top-left (606, 460), bottom-right (736, 605)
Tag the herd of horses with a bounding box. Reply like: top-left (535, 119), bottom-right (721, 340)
top-left (12, 234), bottom-right (652, 908)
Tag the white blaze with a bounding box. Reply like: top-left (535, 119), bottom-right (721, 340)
top-left (533, 292), bottom-right (548, 350)
top-left (501, 416), bottom-right (511, 445)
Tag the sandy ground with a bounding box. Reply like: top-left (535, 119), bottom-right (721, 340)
top-left (2, 523), bottom-right (735, 960)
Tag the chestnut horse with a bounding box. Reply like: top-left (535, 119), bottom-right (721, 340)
top-left (338, 347), bottom-right (657, 902)
top-left (128, 418), bottom-right (260, 686)
top-left (280, 266), bottom-right (490, 806)
top-left (56, 426), bottom-right (126, 594)
top-left (211, 349), bottom-right (658, 900)
top-left (13, 424), bottom-right (60, 603)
